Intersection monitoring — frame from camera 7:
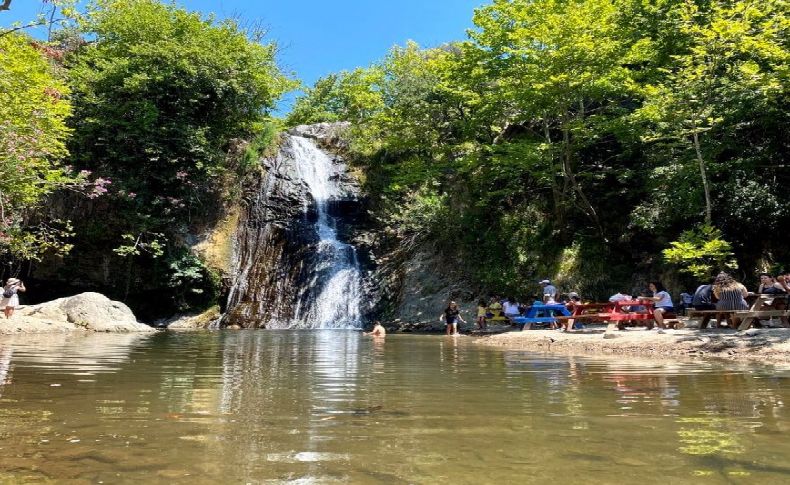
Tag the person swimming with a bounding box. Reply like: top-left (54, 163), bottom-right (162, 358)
top-left (365, 321), bottom-right (386, 337)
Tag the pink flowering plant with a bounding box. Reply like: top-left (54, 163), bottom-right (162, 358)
top-left (0, 34), bottom-right (108, 262)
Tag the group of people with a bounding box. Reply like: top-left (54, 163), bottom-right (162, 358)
top-left (436, 271), bottom-right (790, 335)
top-left (1, 278), bottom-right (25, 319)
top-left (685, 271), bottom-right (789, 326)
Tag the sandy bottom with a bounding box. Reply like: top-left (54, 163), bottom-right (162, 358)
top-left (478, 323), bottom-right (790, 363)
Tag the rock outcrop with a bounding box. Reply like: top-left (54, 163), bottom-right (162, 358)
top-left (165, 306), bottom-right (221, 330)
top-left (223, 123), bottom-right (372, 328)
top-left (370, 242), bottom-right (478, 332)
top-left (5, 292), bottom-right (155, 333)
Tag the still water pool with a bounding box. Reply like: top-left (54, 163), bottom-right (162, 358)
top-left (0, 331), bottom-right (788, 484)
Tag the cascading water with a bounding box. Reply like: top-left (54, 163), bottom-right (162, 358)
top-left (224, 126), bottom-right (367, 329)
top-left (286, 136), bottom-right (363, 329)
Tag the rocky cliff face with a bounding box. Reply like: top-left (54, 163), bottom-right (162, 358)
top-left (223, 123), bottom-right (373, 328)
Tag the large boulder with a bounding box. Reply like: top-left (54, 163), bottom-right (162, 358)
top-left (16, 292), bottom-right (154, 333)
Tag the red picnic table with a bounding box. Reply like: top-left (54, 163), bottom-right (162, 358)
top-left (559, 300), bottom-right (656, 331)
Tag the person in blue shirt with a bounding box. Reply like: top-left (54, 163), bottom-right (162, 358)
top-left (539, 280), bottom-right (557, 299)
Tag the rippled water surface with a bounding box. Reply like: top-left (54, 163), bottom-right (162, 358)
top-left (0, 331), bottom-right (788, 484)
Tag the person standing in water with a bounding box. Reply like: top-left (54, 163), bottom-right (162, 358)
top-left (476, 299), bottom-right (488, 330)
top-left (1, 278), bottom-right (26, 319)
top-left (439, 301), bottom-right (466, 336)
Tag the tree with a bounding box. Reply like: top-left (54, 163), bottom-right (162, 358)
top-left (66, 0), bottom-right (294, 253)
top-left (469, 0), bottom-right (650, 233)
top-left (663, 225), bottom-right (737, 279)
top-left (637, 0), bottom-right (789, 226)
top-left (0, 1), bottom-right (79, 40)
top-left (0, 33), bottom-right (93, 265)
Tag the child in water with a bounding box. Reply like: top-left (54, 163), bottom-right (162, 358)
top-left (476, 299), bottom-right (487, 330)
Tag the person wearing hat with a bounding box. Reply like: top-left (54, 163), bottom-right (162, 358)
top-left (539, 280), bottom-right (557, 299)
top-left (1, 278), bottom-right (26, 319)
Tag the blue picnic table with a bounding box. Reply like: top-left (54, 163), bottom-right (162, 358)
top-left (512, 303), bottom-right (571, 329)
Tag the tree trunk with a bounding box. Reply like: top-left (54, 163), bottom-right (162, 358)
top-left (544, 118), bottom-right (564, 224)
top-left (692, 128), bottom-right (712, 225)
top-left (562, 118), bottom-right (603, 236)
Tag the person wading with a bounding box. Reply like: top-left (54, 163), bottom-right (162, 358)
top-left (1, 278), bottom-right (26, 319)
top-left (439, 301), bottom-right (466, 336)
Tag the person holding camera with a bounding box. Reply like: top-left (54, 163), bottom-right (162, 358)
top-left (1, 278), bottom-right (26, 319)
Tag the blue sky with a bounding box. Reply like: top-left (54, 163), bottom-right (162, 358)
top-left (2, 0), bottom-right (485, 113)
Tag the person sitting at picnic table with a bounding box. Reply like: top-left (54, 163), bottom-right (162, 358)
top-left (488, 296), bottom-right (503, 316)
top-left (564, 292), bottom-right (582, 308)
top-left (690, 278), bottom-right (717, 328)
top-left (561, 292), bottom-right (583, 332)
top-left (692, 279), bottom-right (716, 311)
top-left (642, 282), bottom-right (674, 329)
top-left (756, 273), bottom-right (787, 317)
top-left (539, 280), bottom-right (557, 299)
top-left (503, 298), bottom-right (521, 323)
top-left (758, 273), bottom-right (786, 294)
top-left (776, 272), bottom-right (790, 290)
top-left (542, 294), bottom-right (556, 305)
top-left (712, 272), bottom-right (749, 327)
top-left (778, 272), bottom-right (790, 293)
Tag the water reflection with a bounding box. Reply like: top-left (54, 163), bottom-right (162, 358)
top-left (0, 332), bottom-right (787, 484)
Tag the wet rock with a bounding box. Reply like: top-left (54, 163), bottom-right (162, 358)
top-left (288, 122), bottom-right (351, 148)
top-left (223, 130), bottom-right (371, 329)
top-left (165, 306), bottom-right (221, 330)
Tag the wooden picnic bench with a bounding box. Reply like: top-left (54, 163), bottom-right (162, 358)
top-left (554, 300), bottom-right (680, 331)
top-left (686, 310), bottom-right (739, 329)
top-left (736, 294), bottom-right (790, 331)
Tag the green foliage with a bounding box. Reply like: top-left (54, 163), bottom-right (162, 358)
top-left (0, 33), bottom-right (87, 261)
top-left (288, 0), bottom-right (790, 298)
top-left (286, 68), bottom-right (384, 127)
top-left (663, 225), bottom-right (737, 279)
top-left (67, 0), bottom-right (294, 233)
top-left (165, 251), bottom-right (220, 312)
top-left (48, 0), bottom-right (294, 314)
top-left (378, 185), bottom-right (448, 239)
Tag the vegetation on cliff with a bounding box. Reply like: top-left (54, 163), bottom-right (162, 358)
top-left (1, 0), bottom-right (292, 317)
top-left (287, 0), bottom-right (789, 299)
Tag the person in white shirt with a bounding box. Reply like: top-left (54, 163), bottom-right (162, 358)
top-left (644, 281), bottom-right (674, 329)
top-left (503, 298), bottom-right (521, 320)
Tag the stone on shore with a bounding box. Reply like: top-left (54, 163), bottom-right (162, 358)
top-left (164, 306), bottom-right (221, 330)
top-left (6, 292), bottom-right (155, 334)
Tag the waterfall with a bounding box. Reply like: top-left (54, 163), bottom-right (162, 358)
top-left (224, 127), bottom-right (366, 329)
top-left (282, 136), bottom-right (363, 329)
